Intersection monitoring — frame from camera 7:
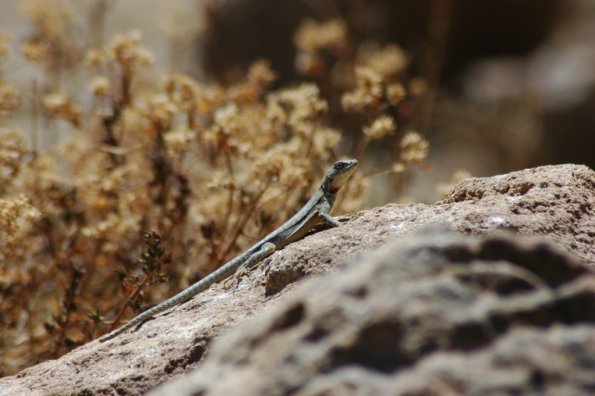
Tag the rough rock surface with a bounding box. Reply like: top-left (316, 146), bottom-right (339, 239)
top-left (151, 229), bottom-right (595, 396)
top-left (0, 163), bottom-right (592, 395)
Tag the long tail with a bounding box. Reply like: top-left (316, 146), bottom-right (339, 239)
top-left (99, 248), bottom-right (255, 342)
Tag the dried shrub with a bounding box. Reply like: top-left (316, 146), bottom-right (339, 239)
top-left (0, 3), bottom-right (429, 376)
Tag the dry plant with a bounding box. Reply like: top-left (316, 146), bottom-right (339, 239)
top-left (0, 1), bottom-right (428, 376)
top-left (293, 18), bottom-right (429, 195)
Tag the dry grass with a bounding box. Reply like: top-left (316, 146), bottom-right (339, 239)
top-left (0, 0), bottom-right (428, 375)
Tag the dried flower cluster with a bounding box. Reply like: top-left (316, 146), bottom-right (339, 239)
top-left (0, 4), bottom-right (429, 376)
top-left (294, 18), bottom-right (348, 76)
top-left (19, 0), bottom-right (83, 77)
top-left (393, 131), bottom-right (430, 172)
top-left (0, 194), bottom-right (39, 241)
top-left (0, 130), bottom-right (27, 187)
top-left (0, 83), bottom-right (20, 115)
top-left (42, 93), bottom-right (82, 126)
top-left (294, 16), bottom-right (428, 183)
top-left (0, 30), bottom-right (21, 116)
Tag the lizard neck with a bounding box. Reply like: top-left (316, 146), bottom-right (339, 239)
top-left (322, 179), bottom-right (340, 195)
top-left (320, 183), bottom-right (338, 209)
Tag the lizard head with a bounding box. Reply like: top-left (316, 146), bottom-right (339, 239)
top-left (322, 159), bottom-right (358, 193)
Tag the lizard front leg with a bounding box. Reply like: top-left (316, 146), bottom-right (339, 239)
top-left (319, 212), bottom-right (342, 227)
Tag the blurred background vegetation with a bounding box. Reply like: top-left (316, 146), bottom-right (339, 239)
top-left (0, 0), bottom-right (593, 376)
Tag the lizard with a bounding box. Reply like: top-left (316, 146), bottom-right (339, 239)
top-left (99, 159), bottom-right (358, 342)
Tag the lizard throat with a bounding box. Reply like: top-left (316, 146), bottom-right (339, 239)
top-left (322, 181), bottom-right (340, 194)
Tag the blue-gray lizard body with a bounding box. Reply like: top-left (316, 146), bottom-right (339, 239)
top-left (100, 159), bottom-right (358, 342)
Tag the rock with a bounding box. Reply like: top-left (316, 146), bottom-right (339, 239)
top-left (440, 163), bottom-right (594, 265)
top-left (0, 163), bottom-right (592, 395)
top-left (150, 228), bottom-right (595, 396)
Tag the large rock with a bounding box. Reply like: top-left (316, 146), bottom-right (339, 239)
top-left (151, 228), bottom-right (595, 396)
top-left (0, 163), bottom-right (592, 395)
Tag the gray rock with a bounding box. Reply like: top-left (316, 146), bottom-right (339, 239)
top-left (0, 163), bottom-right (593, 395)
top-left (151, 227), bottom-right (595, 396)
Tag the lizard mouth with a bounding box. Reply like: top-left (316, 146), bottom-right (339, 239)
top-left (342, 159), bottom-right (358, 172)
top-left (338, 159), bottom-right (358, 175)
